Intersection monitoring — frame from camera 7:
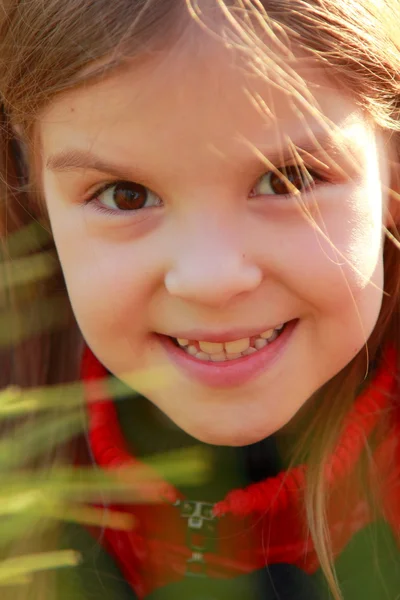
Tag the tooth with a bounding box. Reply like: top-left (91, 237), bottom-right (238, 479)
top-left (275, 323), bottom-right (284, 330)
top-left (210, 352), bottom-right (226, 362)
top-left (177, 338), bottom-right (189, 346)
top-left (199, 341), bottom-right (224, 354)
top-left (268, 330), bottom-right (278, 342)
top-left (196, 352), bottom-right (211, 361)
top-left (260, 329), bottom-right (274, 339)
top-left (226, 353), bottom-right (242, 360)
top-left (254, 338), bottom-right (267, 350)
top-left (187, 345), bottom-right (198, 355)
top-left (243, 347), bottom-right (257, 356)
top-left (224, 338), bottom-right (250, 354)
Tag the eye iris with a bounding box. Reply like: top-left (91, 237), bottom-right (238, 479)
top-left (113, 182), bottom-right (147, 210)
top-left (270, 166), bottom-right (312, 195)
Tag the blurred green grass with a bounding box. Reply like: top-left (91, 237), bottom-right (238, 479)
top-left (0, 382), bottom-right (211, 587)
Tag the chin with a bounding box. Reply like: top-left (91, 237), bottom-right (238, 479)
top-left (180, 418), bottom-right (279, 447)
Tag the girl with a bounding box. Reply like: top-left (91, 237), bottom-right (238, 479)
top-left (1, 0), bottom-right (400, 598)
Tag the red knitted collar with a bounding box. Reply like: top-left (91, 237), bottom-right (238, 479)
top-left (83, 346), bottom-right (397, 519)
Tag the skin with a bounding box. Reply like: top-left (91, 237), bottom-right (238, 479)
top-left (39, 32), bottom-right (393, 446)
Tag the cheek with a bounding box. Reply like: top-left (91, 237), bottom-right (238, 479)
top-left (283, 190), bottom-right (383, 311)
top-left (250, 186), bottom-right (385, 351)
top-left (49, 212), bottom-right (160, 346)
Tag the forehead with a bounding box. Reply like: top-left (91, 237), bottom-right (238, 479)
top-left (39, 33), bottom-right (362, 173)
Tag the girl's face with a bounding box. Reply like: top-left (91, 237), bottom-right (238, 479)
top-left (40, 35), bottom-right (392, 445)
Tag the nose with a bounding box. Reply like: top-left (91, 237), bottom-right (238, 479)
top-left (164, 222), bottom-right (262, 308)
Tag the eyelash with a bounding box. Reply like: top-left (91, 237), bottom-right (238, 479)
top-left (85, 180), bottom-right (162, 216)
top-left (249, 165), bottom-right (327, 198)
top-left (84, 164), bottom-right (328, 216)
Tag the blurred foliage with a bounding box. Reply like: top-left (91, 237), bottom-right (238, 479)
top-left (0, 382), bottom-right (211, 587)
top-left (4, 222), bottom-right (53, 259)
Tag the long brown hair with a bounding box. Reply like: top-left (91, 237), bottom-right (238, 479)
top-left (0, 1), bottom-right (399, 598)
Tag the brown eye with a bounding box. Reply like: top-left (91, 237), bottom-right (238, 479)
top-left (94, 181), bottom-right (162, 211)
top-left (251, 165), bottom-right (315, 197)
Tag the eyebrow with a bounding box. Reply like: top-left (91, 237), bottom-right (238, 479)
top-left (46, 149), bottom-right (135, 180)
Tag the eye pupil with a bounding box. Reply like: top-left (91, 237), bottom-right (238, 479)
top-left (270, 166), bottom-right (312, 195)
top-left (113, 182), bottom-right (147, 210)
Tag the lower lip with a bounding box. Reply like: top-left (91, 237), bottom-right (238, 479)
top-left (158, 320), bottom-right (297, 389)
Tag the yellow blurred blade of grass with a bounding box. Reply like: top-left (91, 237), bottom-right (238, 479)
top-left (0, 551), bottom-right (80, 586)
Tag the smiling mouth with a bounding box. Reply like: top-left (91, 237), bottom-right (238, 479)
top-left (169, 323), bottom-right (286, 363)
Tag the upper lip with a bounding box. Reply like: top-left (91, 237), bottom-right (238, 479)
top-left (162, 322), bottom-right (286, 343)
